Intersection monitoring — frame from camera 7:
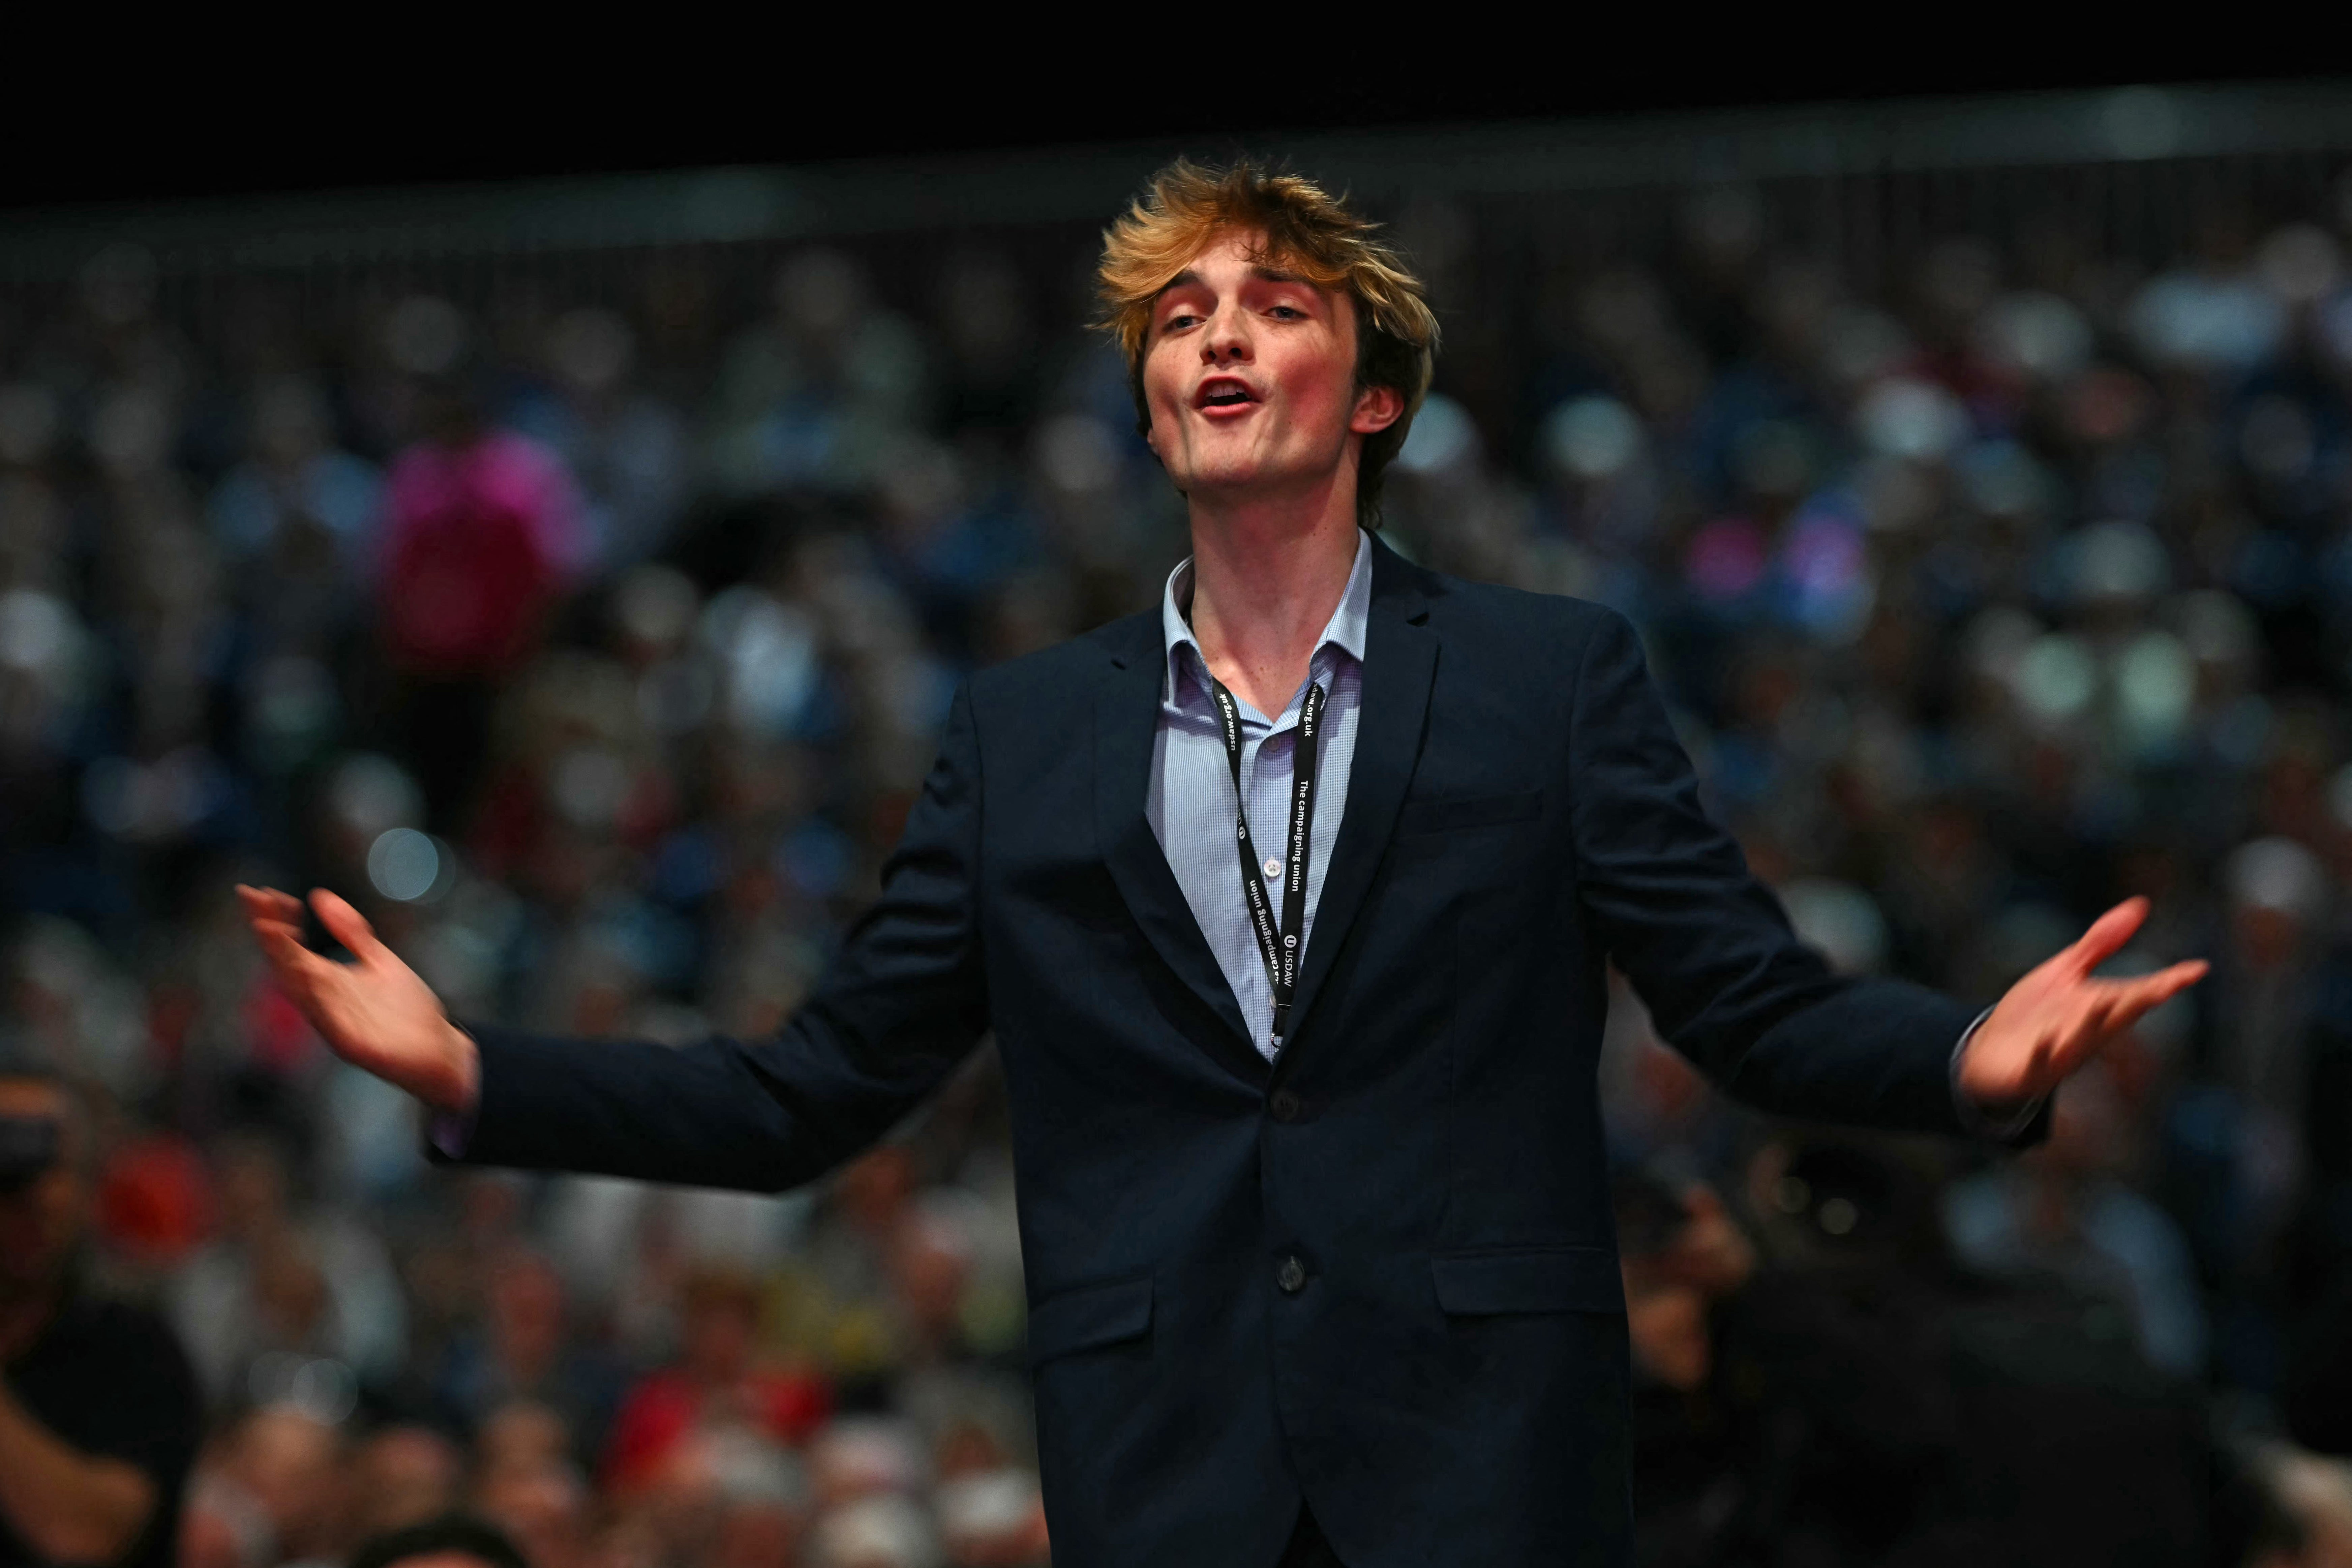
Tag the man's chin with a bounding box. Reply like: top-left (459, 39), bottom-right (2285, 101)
top-left (1170, 455), bottom-right (1308, 503)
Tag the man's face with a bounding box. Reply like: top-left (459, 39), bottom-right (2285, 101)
top-left (1140, 229), bottom-right (1401, 509)
top-left (0, 1079), bottom-right (84, 1298)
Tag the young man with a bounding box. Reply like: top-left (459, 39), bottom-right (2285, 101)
top-left (241, 160), bottom-right (2206, 1567)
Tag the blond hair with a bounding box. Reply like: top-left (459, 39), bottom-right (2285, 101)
top-left (1095, 157), bottom-right (1440, 527)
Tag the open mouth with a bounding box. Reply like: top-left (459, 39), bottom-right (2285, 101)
top-left (1194, 377), bottom-right (1259, 412)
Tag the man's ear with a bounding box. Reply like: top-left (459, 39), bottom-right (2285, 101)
top-left (1350, 383), bottom-right (1405, 436)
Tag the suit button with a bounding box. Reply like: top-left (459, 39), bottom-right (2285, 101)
top-left (1277, 1255), bottom-right (1308, 1293)
top-left (1270, 1089), bottom-right (1302, 1122)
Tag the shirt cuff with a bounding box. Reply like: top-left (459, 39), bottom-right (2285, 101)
top-left (427, 1106), bottom-right (475, 1160)
top-left (1950, 1005), bottom-right (2045, 1140)
top-left (424, 1021), bottom-right (482, 1160)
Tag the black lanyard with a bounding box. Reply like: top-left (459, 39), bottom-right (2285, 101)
top-left (1206, 675), bottom-right (1324, 1048)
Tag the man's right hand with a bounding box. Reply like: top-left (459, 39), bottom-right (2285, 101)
top-left (234, 885), bottom-right (479, 1114)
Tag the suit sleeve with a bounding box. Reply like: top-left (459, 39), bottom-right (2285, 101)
top-left (1567, 607), bottom-right (2033, 1141)
top-left (445, 681), bottom-right (991, 1190)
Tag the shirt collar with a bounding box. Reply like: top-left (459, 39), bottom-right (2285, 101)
top-left (1162, 529), bottom-right (1373, 705)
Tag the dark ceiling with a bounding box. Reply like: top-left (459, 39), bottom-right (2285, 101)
top-left (13, 59), bottom-right (2332, 213)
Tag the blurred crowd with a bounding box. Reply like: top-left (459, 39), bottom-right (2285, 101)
top-left (4, 156), bottom-right (2352, 1566)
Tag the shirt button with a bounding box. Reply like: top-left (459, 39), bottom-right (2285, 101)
top-left (1276, 1255), bottom-right (1308, 1294)
top-left (1262, 857), bottom-right (1281, 878)
top-left (1270, 1089), bottom-right (1302, 1122)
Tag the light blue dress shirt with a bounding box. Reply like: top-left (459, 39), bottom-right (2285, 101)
top-left (1147, 529), bottom-right (1372, 1063)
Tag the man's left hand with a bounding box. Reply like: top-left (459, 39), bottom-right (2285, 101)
top-left (1958, 895), bottom-right (2208, 1114)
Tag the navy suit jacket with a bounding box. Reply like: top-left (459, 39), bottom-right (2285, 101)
top-left (452, 536), bottom-right (2021, 1566)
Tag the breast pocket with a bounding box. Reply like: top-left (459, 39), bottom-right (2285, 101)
top-left (1395, 788), bottom-right (1544, 838)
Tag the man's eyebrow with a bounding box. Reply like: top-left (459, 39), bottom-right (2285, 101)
top-left (1153, 263), bottom-right (1316, 302)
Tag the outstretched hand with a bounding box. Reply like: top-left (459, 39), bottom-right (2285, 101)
top-left (1957, 896), bottom-right (2207, 1113)
top-left (234, 885), bottom-right (478, 1113)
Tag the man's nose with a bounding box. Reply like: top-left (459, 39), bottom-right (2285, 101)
top-left (1200, 307), bottom-right (1252, 363)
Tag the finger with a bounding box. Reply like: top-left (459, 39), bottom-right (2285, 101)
top-left (2041, 996), bottom-right (2116, 1074)
top-left (308, 888), bottom-right (390, 966)
top-left (2066, 897), bottom-right (2150, 976)
top-left (2079, 991), bottom-right (2127, 1048)
top-left (252, 922), bottom-right (339, 1001)
top-left (236, 884), bottom-right (307, 923)
top-left (240, 893), bottom-right (315, 960)
top-left (2094, 963), bottom-right (2210, 1028)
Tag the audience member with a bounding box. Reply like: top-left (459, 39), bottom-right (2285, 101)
top-left (0, 1060), bottom-right (200, 1568)
top-left (601, 1262), bottom-right (829, 1494)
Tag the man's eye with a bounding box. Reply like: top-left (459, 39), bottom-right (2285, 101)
top-left (1164, 313), bottom-right (1200, 331)
top-left (1268, 305), bottom-right (1305, 320)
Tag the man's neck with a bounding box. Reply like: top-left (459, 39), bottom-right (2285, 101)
top-left (1184, 479), bottom-right (1361, 719)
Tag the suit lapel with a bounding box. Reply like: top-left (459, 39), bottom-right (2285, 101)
top-left (1091, 618), bottom-right (1260, 1072)
top-left (1280, 538), bottom-right (1439, 1058)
